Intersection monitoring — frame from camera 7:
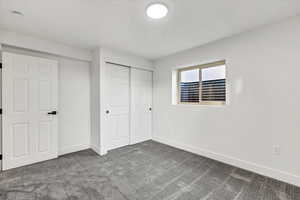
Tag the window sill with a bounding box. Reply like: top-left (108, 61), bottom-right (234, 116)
top-left (174, 101), bottom-right (227, 106)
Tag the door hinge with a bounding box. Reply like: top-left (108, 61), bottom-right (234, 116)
top-left (0, 155), bottom-right (2, 160)
top-left (0, 109), bottom-right (2, 115)
top-left (0, 63), bottom-right (2, 69)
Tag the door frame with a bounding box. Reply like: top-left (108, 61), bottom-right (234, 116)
top-left (0, 45), bottom-right (3, 170)
top-left (99, 60), bottom-right (153, 155)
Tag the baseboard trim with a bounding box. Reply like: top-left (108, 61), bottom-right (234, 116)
top-left (90, 144), bottom-right (101, 155)
top-left (153, 136), bottom-right (300, 187)
top-left (58, 144), bottom-right (90, 156)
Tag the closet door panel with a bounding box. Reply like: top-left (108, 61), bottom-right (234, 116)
top-left (131, 69), bottom-right (153, 144)
top-left (105, 63), bottom-right (130, 150)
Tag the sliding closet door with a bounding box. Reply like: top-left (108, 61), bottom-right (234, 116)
top-left (131, 68), bottom-right (153, 144)
top-left (105, 63), bottom-right (130, 150)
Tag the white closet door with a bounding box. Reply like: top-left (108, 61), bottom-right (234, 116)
top-left (131, 68), bottom-right (153, 144)
top-left (2, 52), bottom-right (58, 170)
top-left (105, 63), bottom-right (130, 150)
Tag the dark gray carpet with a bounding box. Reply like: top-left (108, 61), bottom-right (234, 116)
top-left (0, 140), bottom-right (299, 200)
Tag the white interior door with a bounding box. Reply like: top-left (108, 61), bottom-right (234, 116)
top-left (2, 52), bottom-right (58, 170)
top-left (105, 63), bottom-right (130, 150)
top-left (130, 68), bottom-right (153, 144)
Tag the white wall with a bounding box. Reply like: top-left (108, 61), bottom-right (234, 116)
top-left (153, 16), bottom-right (300, 186)
top-left (0, 46), bottom-right (91, 157)
top-left (102, 47), bottom-right (154, 70)
top-left (58, 58), bottom-right (91, 155)
top-left (90, 48), bottom-right (101, 154)
top-left (0, 30), bottom-right (92, 156)
top-left (0, 29), bottom-right (92, 61)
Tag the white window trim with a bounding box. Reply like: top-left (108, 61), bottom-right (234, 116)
top-left (176, 60), bottom-right (226, 106)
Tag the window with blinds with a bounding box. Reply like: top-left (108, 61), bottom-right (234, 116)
top-left (178, 61), bottom-right (226, 105)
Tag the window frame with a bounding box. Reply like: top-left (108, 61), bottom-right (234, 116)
top-left (177, 60), bottom-right (226, 105)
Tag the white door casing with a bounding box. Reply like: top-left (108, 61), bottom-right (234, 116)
top-left (2, 52), bottom-right (58, 170)
top-left (104, 63), bottom-right (130, 150)
top-left (130, 69), bottom-right (153, 144)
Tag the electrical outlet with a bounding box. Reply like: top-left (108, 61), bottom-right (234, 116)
top-left (273, 146), bottom-right (281, 156)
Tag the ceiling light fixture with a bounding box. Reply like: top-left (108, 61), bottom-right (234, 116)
top-left (146, 3), bottom-right (168, 19)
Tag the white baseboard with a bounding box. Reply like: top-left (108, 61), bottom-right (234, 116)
top-left (58, 144), bottom-right (90, 155)
top-left (153, 136), bottom-right (300, 187)
top-left (90, 144), bottom-right (101, 155)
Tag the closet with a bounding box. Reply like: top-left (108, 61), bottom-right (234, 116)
top-left (99, 62), bottom-right (153, 153)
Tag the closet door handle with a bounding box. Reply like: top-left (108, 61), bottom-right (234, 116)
top-left (149, 108), bottom-right (152, 111)
top-left (106, 110), bottom-right (110, 114)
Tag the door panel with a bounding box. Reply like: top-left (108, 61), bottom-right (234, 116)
top-left (39, 81), bottom-right (52, 110)
top-left (12, 55), bottom-right (29, 74)
top-left (12, 123), bottom-right (29, 157)
top-left (13, 79), bottom-right (29, 112)
top-left (2, 52), bottom-right (58, 170)
top-left (131, 69), bottom-right (153, 144)
top-left (105, 63), bottom-right (130, 150)
top-left (38, 121), bottom-right (51, 152)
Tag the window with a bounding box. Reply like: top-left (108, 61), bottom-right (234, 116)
top-left (177, 60), bottom-right (226, 105)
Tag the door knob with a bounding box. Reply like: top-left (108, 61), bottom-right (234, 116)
top-left (106, 110), bottom-right (110, 114)
top-left (149, 108), bottom-right (152, 111)
top-left (47, 111), bottom-right (57, 115)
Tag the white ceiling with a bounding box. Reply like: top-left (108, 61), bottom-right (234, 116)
top-left (1, 0), bottom-right (300, 60)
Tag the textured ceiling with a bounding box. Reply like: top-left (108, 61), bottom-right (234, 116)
top-left (1, 0), bottom-right (300, 59)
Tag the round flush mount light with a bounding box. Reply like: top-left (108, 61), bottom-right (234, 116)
top-left (146, 3), bottom-right (168, 19)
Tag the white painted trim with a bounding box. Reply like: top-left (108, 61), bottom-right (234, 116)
top-left (90, 144), bottom-right (107, 156)
top-left (0, 44), bottom-right (2, 171)
top-left (101, 47), bottom-right (154, 71)
top-left (153, 136), bottom-right (300, 187)
top-left (90, 144), bottom-right (101, 155)
top-left (58, 144), bottom-right (90, 155)
top-left (0, 29), bottom-right (92, 61)
top-left (100, 148), bottom-right (108, 156)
